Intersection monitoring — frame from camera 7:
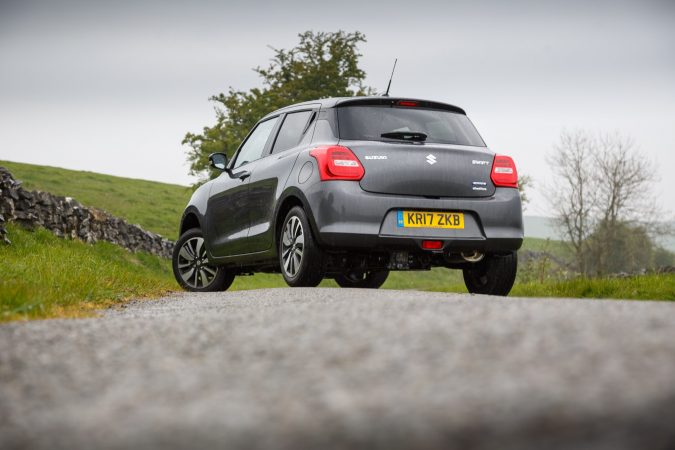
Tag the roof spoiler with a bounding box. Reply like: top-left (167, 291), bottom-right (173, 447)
top-left (335, 97), bottom-right (466, 115)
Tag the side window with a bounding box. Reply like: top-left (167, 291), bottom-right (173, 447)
top-left (232, 117), bottom-right (279, 169)
top-left (271, 110), bottom-right (314, 154)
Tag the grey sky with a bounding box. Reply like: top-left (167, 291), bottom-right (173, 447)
top-left (1, 0), bottom-right (674, 215)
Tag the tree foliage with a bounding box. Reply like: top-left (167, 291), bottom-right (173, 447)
top-left (183, 31), bottom-right (374, 183)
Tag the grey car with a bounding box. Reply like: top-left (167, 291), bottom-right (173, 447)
top-left (173, 97), bottom-right (523, 295)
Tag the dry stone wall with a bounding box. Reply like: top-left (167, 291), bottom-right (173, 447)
top-left (0, 167), bottom-right (173, 258)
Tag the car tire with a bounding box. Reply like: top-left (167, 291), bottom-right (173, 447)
top-left (335, 270), bottom-right (389, 289)
top-left (279, 206), bottom-right (325, 287)
top-left (172, 228), bottom-right (235, 292)
top-left (462, 251), bottom-right (517, 296)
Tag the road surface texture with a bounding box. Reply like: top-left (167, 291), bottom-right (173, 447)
top-left (2, 288), bottom-right (675, 450)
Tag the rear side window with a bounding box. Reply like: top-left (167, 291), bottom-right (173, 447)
top-left (337, 106), bottom-right (485, 147)
top-left (272, 110), bottom-right (314, 153)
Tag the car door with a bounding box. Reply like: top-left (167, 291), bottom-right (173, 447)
top-left (206, 116), bottom-right (280, 258)
top-left (245, 108), bottom-right (318, 253)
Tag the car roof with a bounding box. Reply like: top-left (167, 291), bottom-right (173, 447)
top-left (261, 96), bottom-right (467, 120)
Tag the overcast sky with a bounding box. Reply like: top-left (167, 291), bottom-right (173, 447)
top-left (1, 0), bottom-right (674, 215)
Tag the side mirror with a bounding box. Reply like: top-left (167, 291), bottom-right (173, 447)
top-left (208, 153), bottom-right (228, 171)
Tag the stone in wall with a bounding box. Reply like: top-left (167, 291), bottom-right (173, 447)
top-left (0, 167), bottom-right (174, 258)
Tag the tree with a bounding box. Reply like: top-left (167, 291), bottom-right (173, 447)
top-left (585, 221), bottom-right (655, 275)
top-left (547, 131), bottom-right (598, 275)
top-left (590, 133), bottom-right (656, 274)
top-left (547, 130), bottom-right (660, 275)
top-left (183, 31), bottom-right (374, 183)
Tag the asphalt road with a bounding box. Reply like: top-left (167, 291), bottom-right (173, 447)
top-left (2, 288), bottom-right (675, 450)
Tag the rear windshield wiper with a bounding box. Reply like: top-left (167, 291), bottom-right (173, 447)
top-left (380, 131), bottom-right (428, 142)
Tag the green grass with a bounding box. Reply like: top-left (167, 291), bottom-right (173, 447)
top-left (229, 268), bottom-right (467, 292)
top-left (0, 224), bottom-right (176, 322)
top-left (1, 160), bottom-right (191, 240)
top-left (511, 274), bottom-right (675, 301)
top-left (230, 269), bottom-right (674, 301)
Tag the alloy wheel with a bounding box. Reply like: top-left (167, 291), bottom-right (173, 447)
top-left (281, 216), bottom-right (304, 278)
top-left (176, 237), bottom-right (218, 289)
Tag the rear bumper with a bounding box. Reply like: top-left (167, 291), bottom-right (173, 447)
top-left (304, 181), bottom-right (523, 253)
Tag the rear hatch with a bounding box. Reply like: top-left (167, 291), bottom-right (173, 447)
top-left (346, 141), bottom-right (495, 197)
top-left (336, 99), bottom-right (495, 198)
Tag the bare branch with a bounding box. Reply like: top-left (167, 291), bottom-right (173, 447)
top-left (547, 129), bottom-right (665, 275)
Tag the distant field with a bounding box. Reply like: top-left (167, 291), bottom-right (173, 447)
top-left (1, 160), bottom-right (191, 240)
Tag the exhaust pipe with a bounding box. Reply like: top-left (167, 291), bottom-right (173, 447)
top-left (461, 251), bottom-right (484, 263)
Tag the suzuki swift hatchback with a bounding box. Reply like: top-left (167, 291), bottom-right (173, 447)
top-left (173, 97), bottom-right (523, 295)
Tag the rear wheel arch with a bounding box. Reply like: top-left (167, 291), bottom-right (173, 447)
top-left (273, 189), bottom-right (320, 251)
top-left (279, 205), bottom-right (325, 287)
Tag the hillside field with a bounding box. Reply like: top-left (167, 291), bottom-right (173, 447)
top-left (1, 160), bottom-right (191, 240)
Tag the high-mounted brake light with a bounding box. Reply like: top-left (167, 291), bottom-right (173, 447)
top-left (490, 155), bottom-right (518, 188)
top-left (310, 145), bottom-right (365, 181)
top-left (398, 101), bottom-right (419, 107)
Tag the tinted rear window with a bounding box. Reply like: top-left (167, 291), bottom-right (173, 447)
top-left (337, 106), bottom-right (485, 147)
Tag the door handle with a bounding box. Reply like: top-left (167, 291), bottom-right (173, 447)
top-left (237, 171), bottom-right (251, 181)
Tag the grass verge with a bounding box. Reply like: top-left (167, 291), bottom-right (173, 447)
top-left (228, 267), bottom-right (466, 291)
top-left (2, 223), bottom-right (671, 323)
top-left (0, 224), bottom-right (176, 322)
top-left (230, 269), bottom-right (674, 301)
top-left (511, 274), bottom-right (675, 301)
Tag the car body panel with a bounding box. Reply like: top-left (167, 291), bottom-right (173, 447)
top-left (206, 170), bottom-right (253, 257)
top-left (245, 149), bottom-right (302, 253)
top-left (303, 180), bottom-right (522, 252)
top-left (345, 141), bottom-right (497, 198)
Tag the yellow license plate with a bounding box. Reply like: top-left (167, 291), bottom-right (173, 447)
top-left (397, 210), bottom-right (464, 229)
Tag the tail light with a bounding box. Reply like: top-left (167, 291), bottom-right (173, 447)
top-left (490, 155), bottom-right (518, 188)
top-left (310, 145), bottom-right (365, 181)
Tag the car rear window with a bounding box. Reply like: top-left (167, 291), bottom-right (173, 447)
top-left (337, 106), bottom-right (486, 147)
